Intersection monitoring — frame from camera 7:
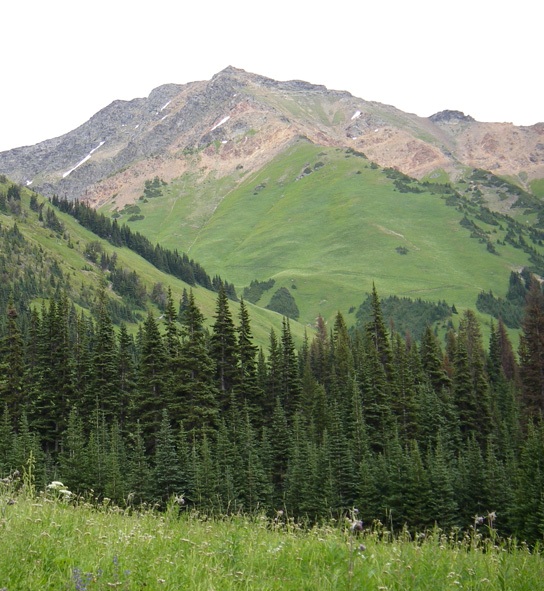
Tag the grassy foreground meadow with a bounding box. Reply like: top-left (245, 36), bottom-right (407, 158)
top-left (1, 479), bottom-right (542, 591)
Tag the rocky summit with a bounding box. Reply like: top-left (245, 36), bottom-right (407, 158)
top-left (1, 66), bottom-right (543, 207)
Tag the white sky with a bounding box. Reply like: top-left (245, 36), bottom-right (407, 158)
top-left (1, 0), bottom-right (541, 153)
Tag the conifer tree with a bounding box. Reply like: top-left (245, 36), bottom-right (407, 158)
top-left (266, 329), bottom-right (282, 407)
top-left (117, 324), bottom-right (137, 430)
top-left (426, 431), bottom-right (459, 529)
top-left (420, 325), bottom-right (451, 392)
top-left (174, 290), bottom-right (219, 437)
top-left (365, 284), bottom-right (393, 378)
top-left (452, 333), bottom-right (480, 440)
top-left (327, 400), bottom-right (356, 508)
top-left (153, 409), bottom-right (184, 502)
top-left (0, 299), bottom-right (25, 421)
top-left (309, 314), bottom-right (330, 388)
top-left (280, 317), bottom-right (302, 416)
top-left (512, 420), bottom-right (544, 542)
top-left (403, 440), bottom-right (431, 528)
top-left (332, 312), bottom-right (355, 386)
top-left (12, 411), bottom-right (44, 480)
top-left (458, 309), bottom-right (492, 437)
top-left (455, 434), bottom-right (488, 524)
top-left (391, 332), bottom-right (418, 443)
top-left (234, 403), bottom-right (270, 511)
top-left (268, 397), bottom-right (290, 505)
top-left (355, 447), bottom-right (380, 523)
top-left (191, 434), bottom-right (217, 509)
top-left (210, 286), bottom-right (239, 408)
top-left (0, 405), bottom-right (14, 474)
top-left (214, 418), bottom-right (237, 506)
top-left (163, 286), bottom-right (182, 367)
top-left (235, 299), bottom-right (261, 417)
top-left (91, 291), bottom-right (120, 420)
top-left (284, 412), bottom-right (310, 514)
top-left (497, 318), bottom-right (519, 383)
top-left (359, 334), bottom-right (392, 452)
top-left (518, 277), bottom-right (544, 419)
top-left (103, 419), bottom-right (126, 503)
top-left (135, 310), bottom-right (169, 448)
top-left (59, 407), bottom-right (90, 493)
top-left (32, 295), bottom-right (74, 452)
top-left (125, 421), bottom-right (153, 504)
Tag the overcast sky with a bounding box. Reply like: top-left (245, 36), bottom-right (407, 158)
top-left (1, 0), bottom-right (541, 152)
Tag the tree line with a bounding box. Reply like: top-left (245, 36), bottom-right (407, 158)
top-left (2, 281), bottom-right (544, 543)
top-left (51, 195), bottom-right (237, 299)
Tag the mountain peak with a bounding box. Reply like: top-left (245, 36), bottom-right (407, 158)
top-left (0, 69), bottom-right (542, 204)
top-left (429, 110), bottom-right (476, 124)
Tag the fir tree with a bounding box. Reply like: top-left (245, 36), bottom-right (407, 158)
top-left (58, 407), bottom-right (91, 493)
top-left (135, 311), bottom-right (169, 448)
top-left (518, 277), bottom-right (544, 420)
top-left (125, 421), bottom-right (153, 504)
top-left (91, 291), bottom-right (120, 420)
top-left (235, 299), bottom-right (261, 417)
top-left (279, 317), bottom-right (302, 416)
top-left (117, 324), bottom-right (137, 430)
top-left (174, 290), bottom-right (218, 437)
top-left (153, 409), bottom-right (184, 503)
top-left (0, 299), bottom-right (25, 421)
top-left (209, 286), bottom-right (239, 408)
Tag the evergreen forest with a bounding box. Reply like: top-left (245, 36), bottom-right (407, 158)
top-left (2, 176), bottom-right (544, 549)
top-left (2, 273), bottom-right (544, 546)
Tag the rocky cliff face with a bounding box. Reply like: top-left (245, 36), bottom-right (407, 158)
top-left (1, 66), bottom-right (543, 207)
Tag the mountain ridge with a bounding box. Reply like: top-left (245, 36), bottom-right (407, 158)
top-left (1, 66), bottom-right (542, 209)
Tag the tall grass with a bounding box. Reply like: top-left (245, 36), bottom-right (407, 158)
top-left (1, 475), bottom-right (542, 591)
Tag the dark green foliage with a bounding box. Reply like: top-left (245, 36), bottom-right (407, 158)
top-left (3, 257), bottom-right (544, 545)
top-left (266, 287), bottom-right (300, 320)
top-left (44, 207), bottom-right (64, 234)
top-left (242, 278), bottom-right (275, 304)
top-left (476, 291), bottom-right (524, 328)
top-left (383, 167), bottom-right (423, 193)
top-left (143, 176), bottom-right (166, 199)
top-left (476, 270), bottom-right (531, 328)
top-left (518, 276), bottom-right (544, 419)
top-left (174, 290), bottom-right (219, 436)
top-left (355, 293), bottom-right (452, 341)
top-left (52, 196), bottom-right (227, 290)
top-left (210, 286), bottom-right (239, 406)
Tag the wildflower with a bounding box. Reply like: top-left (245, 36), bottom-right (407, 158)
top-left (351, 520), bottom-right (364, 534)
top-left (173, 494), bottom-right (185, 505)
top-left (358, 544), bottom-right (366, 552)
top-left (47, 481), bottom-right (66, 490)
top-left (474, 515), bottom-right (484, 526)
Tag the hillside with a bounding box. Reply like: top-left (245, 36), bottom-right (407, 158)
top-left (0, 176), bottom-right (303, 346)
top-left (0, 67), bottom-right (542, 206)
top-left (1, 67), bottom-right (544, 330)
top-left (94, 140), bottom-right (544, 332)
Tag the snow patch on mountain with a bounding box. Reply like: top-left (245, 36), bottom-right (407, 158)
top-left (63, 141), bottom-right (105, 178)
top-left (210, 116), bottom-right (230, 132)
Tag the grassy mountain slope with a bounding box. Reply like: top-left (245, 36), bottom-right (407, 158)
top-left (101, 139), bottom-right (537, 328)
top-left (0, 178), bottom-right (304, 346)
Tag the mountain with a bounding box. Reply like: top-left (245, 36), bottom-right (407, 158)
top-left (1, 66), bottom-right (543, 206)
top-left (2, 66), bottom-right (544, 330)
